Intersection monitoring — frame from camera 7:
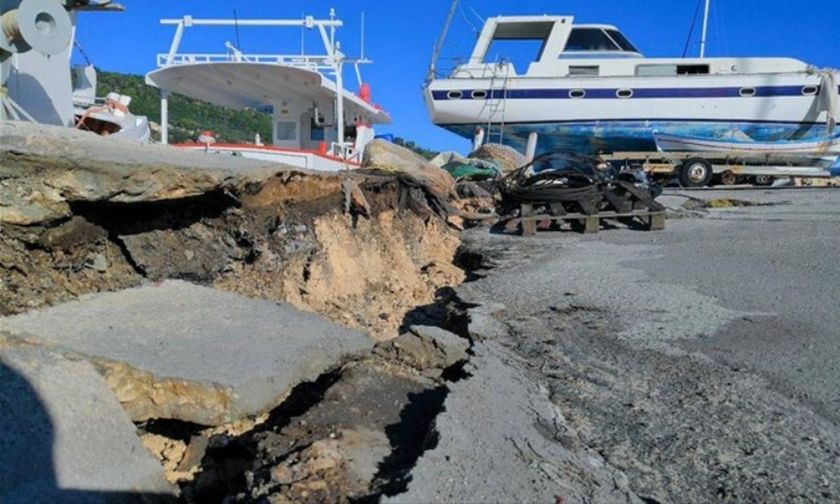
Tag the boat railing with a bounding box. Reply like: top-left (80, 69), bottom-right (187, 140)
top-left (330, 142), bottom-right (363, 164)
top-left (156, 53), bottom-right (334, 71)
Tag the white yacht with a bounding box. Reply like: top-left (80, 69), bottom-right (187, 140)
top-left (424, 10), bottom-right (840, 155)
top-left (146, 9), bottom-right (391, 172)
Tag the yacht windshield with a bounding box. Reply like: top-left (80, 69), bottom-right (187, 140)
top-left (565, 28), bottom-right (620, 52)
top-left (605, 29), bottom-right (639, 53)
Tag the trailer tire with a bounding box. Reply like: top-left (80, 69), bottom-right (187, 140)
top-left (720, 170), bottom-right (738, 186)
top-left (754, 175), bottom-right (775, 186)
top-left (679, 158), bottom-right (714, 187)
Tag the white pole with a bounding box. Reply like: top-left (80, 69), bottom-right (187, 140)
top-left (525, 132), bottom-right (539, 162)
top-left (165, 21), bottom-right (185, 66)
top-left (472, 127), bottom-right (485, 152)
top-left (700, 0), bottom-right (711, 58)
top-left (160, 90), bottom-right (170, 145)
top-left (335, 53), bottom-right (345, 157)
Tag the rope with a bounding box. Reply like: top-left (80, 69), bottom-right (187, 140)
top-left (682, 0), bottom-right (704, 58)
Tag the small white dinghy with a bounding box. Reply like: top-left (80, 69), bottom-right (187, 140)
top-left (653, 131), bottom-right (840, 156)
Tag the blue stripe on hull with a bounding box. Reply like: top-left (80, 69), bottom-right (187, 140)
top-left (443, 121), bottom-right (831, 155)
top-left (431, 85), bottom-right (833, 101)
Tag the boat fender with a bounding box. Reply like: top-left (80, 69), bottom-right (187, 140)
top-left (359, 83), bottom-right (371, 103)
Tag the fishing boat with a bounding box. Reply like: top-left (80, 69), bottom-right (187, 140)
top-left (653, 131), bottom-right (840, 156)
top-left (145, 9), bottom-right (390, 172)
top-left (424, 1), bottom-right (840, 156)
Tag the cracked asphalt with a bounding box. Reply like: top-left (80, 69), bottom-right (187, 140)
top-left (448, 186), bottom-right (840, 502)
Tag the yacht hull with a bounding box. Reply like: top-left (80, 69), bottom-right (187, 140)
top-left (426, 74), bottom-right (835, 154)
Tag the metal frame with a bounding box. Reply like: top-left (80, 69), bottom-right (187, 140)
top-left (603, 151), bottom-right (837, 181)
top-left (154, 9), bottom-right (371, 154)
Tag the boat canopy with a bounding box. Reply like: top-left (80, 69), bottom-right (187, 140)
top-left (145, 10), bottom-right (390, 152)
top-left (468, 16), bottom-right (642, 67)
top-left (146, 63), bottom-right (389, 125)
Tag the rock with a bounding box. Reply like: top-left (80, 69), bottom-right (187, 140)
top-left (430, 151), bottom-right (468, 168)
top-left (362, 139), bottom-right (456, 201)
top-left (176, 435), bottom-right (210, 474)
top-left (36, 216), bottom-right (108, 251)
top-left (374, 325), bottom-right (469, 374)
top-left (87, 253), bottom-right (110, 273)
top-left (141, 434), bottom-right (187, 474)
top-left (341, 179), bottom-right (371, 218)
top-left (0, 280), bottom-right (373, 425)
top-left (0, 345), bottom-right (176, 502)
top-left (469, 143), bottom-right (527, 174)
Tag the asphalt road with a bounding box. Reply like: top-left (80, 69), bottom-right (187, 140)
top-left (608, 187), bottom-right (840, 424)
top-left (453, 186), bottom-right (840, 501)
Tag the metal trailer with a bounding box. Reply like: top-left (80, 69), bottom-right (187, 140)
top-left (601, 151), bottom-right (837, 188)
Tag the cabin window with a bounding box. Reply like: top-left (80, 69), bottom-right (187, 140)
top-left (484, 39), bottom-right (547, 74)
top-left (472, 90), bottom-right (488, 99)
top-left (569, 89), bottom-right (586, 99)
top-left (676, 64), bottom-right (709, 75)
top-left (569, 66), bottom-right (600, 76)
top-left (739, 87), bottom-right (757, 97)
top-left (565, 28), bottom-right (621, 52)
top-left (605, 30), bottom-right (639, 53)
top-left (275, 121), bottom-right (297, 141)
top-left (802, 85), bottom-right (819, 96)
top-left (636, 64), bottom-right (677, 77)
top-left (616, 88), bottom-right (634, 99)
top-left (483, 21), bottom-right (554, 74)
top-left (447, 90), bottom-right (463, 100)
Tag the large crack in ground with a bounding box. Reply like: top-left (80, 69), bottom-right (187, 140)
top-left (1, 155), bottom-right (479, 502)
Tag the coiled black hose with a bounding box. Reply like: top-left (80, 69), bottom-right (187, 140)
top-left (499, 151), bottom-right (607, 203)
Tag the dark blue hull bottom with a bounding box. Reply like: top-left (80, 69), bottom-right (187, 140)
top-left (444, 120), bottom-right (832, 155)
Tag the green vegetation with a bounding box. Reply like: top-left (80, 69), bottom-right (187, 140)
top-left (97, 71), bottom-right (439, 159)
top-left (96, 70), bottom-right (271, 144)
top-left (393, 137), bottom-right (438, 160)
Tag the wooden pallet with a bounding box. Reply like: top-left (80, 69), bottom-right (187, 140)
top-left (506, 180), bottom-right (666, 236)
top-left (512, 205), bottom-right (666, 236)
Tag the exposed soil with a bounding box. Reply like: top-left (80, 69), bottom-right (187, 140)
top-left (0, 167), bottom-right (462, 339)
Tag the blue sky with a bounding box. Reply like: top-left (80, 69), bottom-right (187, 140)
top-left (76, 0), bottom-right (840, 152)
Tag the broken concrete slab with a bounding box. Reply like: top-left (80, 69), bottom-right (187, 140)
top-left (374, 325), bottom-right (469, 375)
top-left (0, 122), bottom-right (292, 226)
top-left (0, 345), bottom-right (175, 502)
top-left (0, 280), bottom-right (373, 425)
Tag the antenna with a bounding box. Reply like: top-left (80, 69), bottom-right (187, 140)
top-left (360, 12), bottom-right (365, 60)
top-left (700, 0), bottom-right (711, 57)
top-left (233, 8), bottom-right (241, 50)
top-left (427, 0), bottom-right (460, 84)
top-left (682, 0), bottom-right (702, 58)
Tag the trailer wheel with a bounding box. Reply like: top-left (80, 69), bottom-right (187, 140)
top-left (754, 175), bottom-right (775, 186)
top-left (679, 158), bottom-right (714, 187)
top-left (720, 170), bottom-right (738, 186)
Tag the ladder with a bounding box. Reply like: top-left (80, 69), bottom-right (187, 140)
top-left (481, 60), bottom-right (510, 145)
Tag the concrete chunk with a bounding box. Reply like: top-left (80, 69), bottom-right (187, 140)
top-left (373, 325), bottom-right (468, 376)
top-left (0, 346), bottom-right (175, 502)
top-left (0, 281), bottom-right (373, 425)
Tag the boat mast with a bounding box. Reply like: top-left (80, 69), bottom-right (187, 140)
top-left (427, 0), bottom-right (460, 84)
top-left (699, 0), bottom-right (711, 58)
